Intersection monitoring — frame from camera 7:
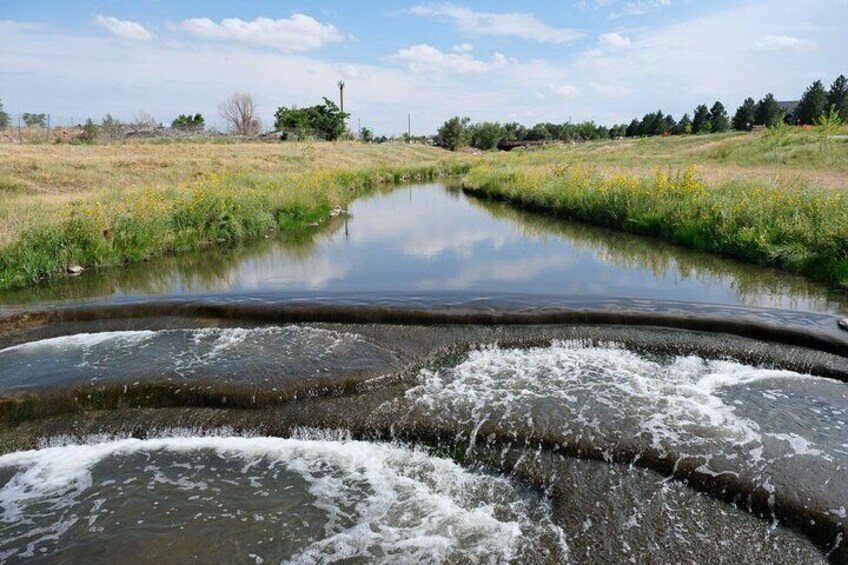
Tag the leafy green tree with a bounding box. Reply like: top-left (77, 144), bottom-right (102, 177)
top-left (625, 119), bottom-right (640, 137)
top-left (573, 121), bottom-right (598, 140)
top-left (525, 123), bottom-right (552, 141)
top-left (274, 98), bottom-right (348, 141)
top-left (755, 93), bottom-right (783, 127)
top-left (709, 101), bottom-right (729, 132)
top-left (502, 122), bottom-right (527, 141)
top-left (795, 80), bottom-right (828, 125)
top-left (360, 127), bottom-right (373, 143)
top-left (732, 98), bottom-right (756, 131)
top-left (0, 100), bottom-right (9, 130)
top-left (469, 121), bottom-right (504, 150)
top-left (171, 113), bottom-right (205, 130)
top-left (22, 112), bottom-right (47, 127)
top-left (827, 74), bottom-right (848, 123)
top-left (609, 124), bottom-right (627, 139)
top-left (816, 104), bottom-right (842, 151)
top-left (543, 122), bottom-right (564, 141)
top-left (436, 116), bottom-right (470, 151)
top-left (816, 104), bottom-right (843, 149)
top-left (692, 104), bottom-right (710, 134)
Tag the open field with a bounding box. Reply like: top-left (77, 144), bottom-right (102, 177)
top-left (1, 130), bottom-right (847, 291)
top-left (485, 129), bottom-right (848, 188)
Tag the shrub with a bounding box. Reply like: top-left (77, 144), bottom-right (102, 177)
top-left (0, 100), bottom-right (9, 130)
top-left (79, 118), bottom-right (99, 144)
top-left (172, 113), bottom-right (205, 131)
top-left (22, 113), bottom-right (47, 128)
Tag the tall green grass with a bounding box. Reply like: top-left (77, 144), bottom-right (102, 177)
top-left (464, 163), bottom-right (848, 289)
top-left (0, 162), bottom-right (470, 290)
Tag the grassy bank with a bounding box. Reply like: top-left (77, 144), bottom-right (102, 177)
top-left (0, 143), bottom-right (470, 290)
top-left (464, 160), bottom-right (848, 290)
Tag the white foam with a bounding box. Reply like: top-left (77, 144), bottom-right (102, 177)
top-left (0, 331), bottom-right (156, 354)
top-left (0, 433), bottom-right (566, 562)
top-left (403, 340), bottom-right (828, 462)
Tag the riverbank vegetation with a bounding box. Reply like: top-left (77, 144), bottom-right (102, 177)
top-left (0, 142), bottom-right (468, 290)
top-left (464, 143), bottom-right (848, 289)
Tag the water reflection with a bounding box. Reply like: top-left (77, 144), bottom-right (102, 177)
top-left (1, 184), bottom-right (846, 316)
top-left (466, 196), bottom-right (848, 314)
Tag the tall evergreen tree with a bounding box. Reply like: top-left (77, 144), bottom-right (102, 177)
top-left (652, 110), bottom-right (670, 135)
top-left (795, 80), bottom-right (828, 125)
top-left (755, 93), bottom-right (783, 127)
top-left (692, 104), bottom-right (710, 134)
top-left (677, 113), bottom-right (693, 135)
top-left (709, 101), bottom-right (729, 132)
top-left (663, 114), bottom-right (677, 134)
top-left (625, 118), bottom-right (640, 137)
top-left (732, 98), bottom-right (756, 131)
top-left (641, 110), bottom-right (667, 136)
top-left (828, 74), bottom-right (848, 123)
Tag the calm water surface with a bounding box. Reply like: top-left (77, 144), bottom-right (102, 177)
top-left (2, 183), bottom-right (846, 317)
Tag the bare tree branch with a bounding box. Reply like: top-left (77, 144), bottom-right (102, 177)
top-left (219, 92), bottom-right (260, 136)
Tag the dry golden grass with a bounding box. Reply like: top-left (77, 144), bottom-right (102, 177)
top-left (0, 141), bottom-right (459, 246)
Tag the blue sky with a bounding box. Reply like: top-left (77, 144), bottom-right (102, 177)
top-left (1, 1), bottom-right (845, 134)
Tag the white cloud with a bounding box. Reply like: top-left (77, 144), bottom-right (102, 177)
top-left (570, 0), bottom-right (840, 122)
top-left (388, 44), bottom-right (507, 74)
top-left (93, 15), bottom-right (151, 41)
top-left (549, 84), bottom-right (580, 98)
top-left (452, 43), bottom-right (474, 53)
top-left (172, 15), bottom-right (344, 52)
top-left (612, 0), bottom-right (673, 17)
top-left (2, 0), bottom-right (844, 136)
top-left (598, 32), bottom-right (631, 48)
top-left (752, 35), bottom-right (816, 53)
top-left (410, 4), bottom-right (583, 44)
top-left (589, 81), bottom-right (632, 97)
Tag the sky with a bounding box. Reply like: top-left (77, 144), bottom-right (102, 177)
top-left (0, 1), bottom-right (845, 135)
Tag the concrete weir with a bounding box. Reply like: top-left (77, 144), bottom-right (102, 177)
top-left (1, 317), bottom-right (847, 562)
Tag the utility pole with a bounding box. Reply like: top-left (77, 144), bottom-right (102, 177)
top-left (338, 80), bottom-right (345, 115)
top-left (407, 113), bottom-right (411, 143)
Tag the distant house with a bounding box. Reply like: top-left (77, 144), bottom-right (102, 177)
top-left (777, 100), bottom-right (800, 124)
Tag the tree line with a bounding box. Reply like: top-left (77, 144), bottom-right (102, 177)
top-left (437, 73), bottom-right (848, 151)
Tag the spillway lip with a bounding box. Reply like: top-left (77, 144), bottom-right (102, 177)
top-left (3, 294), bottom-right (848, 359)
